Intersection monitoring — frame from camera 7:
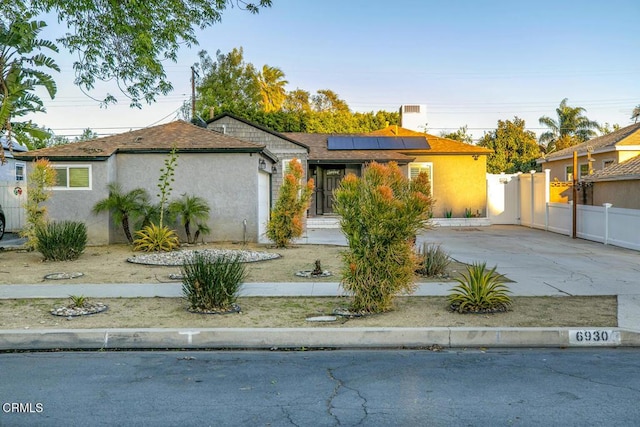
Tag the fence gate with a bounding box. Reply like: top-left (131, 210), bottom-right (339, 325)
top-left (486, 173), bottom-right (520, 224)
top-left (0, 181), bottom-right (27, 232)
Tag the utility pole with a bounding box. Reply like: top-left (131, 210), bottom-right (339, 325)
top-left (191, 66), bottom-right (197, 120)
top-left (572, 151), bottom-right (577, 238)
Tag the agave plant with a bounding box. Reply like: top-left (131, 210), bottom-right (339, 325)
top-left (133, 223), bottom-right (180, 252)
top-left (448, 262), bottom-right (512, 313)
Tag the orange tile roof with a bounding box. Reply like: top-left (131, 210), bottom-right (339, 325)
top-left (16, 120), bottom-right (266, 160)
top-left (367, 126), bottom-right (492, 154)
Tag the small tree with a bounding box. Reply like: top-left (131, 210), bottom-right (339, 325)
top-left (334, 161), bottom-right (433, 313)
top-left (266, 158), bottom-right (314, 248)
top-left (92, 182), bottom-right (149, 244)
top-left (169, 193), bottom-right (211, 244)
top-left (20, 158), bottom-right (56, 250)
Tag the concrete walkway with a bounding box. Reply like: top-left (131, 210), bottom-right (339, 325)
top-left (1, 225), bottom-right (639, 349)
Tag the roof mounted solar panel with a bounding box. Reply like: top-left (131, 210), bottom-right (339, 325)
top-left (327, 135), bottom-right (429, 150)
top-left (401, 137), bottom-right (429, 149)
top-left (327, 136), bottom-right (354, 150)
top-left (352, 137), bottom-right (379, 150)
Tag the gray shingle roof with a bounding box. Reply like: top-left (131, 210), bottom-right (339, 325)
top-left (543, 122), bottom-right (640, 161)
top-left (585, 154), bottom-right (640, 181)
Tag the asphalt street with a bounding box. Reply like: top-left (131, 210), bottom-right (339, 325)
top-left (2, 349), bottom-right (639, 426)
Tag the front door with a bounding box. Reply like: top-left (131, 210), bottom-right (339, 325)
top-left (323, 169), bottom-right (344, 214)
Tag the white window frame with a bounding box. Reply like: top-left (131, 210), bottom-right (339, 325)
top-left (52, 164), bottom-right (92, 190)
top-left (15, 162), bottom-right (26, 182)
top-left (565, 164), bottom-right (589, 181)
top-left (408, 162), bottom-right (433, 194)
top-left (282, 159), bottom-right (292, 179)
top-left (602, 159), bottom-right (615, 169)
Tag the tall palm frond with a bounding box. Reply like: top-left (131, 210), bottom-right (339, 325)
top-left (0, 16), bottom-right (59, 161)
top-left (538, 98), bottom-right (599, 152)
top-left (258, 65), bottom-right (288, 112)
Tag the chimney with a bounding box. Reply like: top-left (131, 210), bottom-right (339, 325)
top-left (399, 104), bottom-right (427, 132)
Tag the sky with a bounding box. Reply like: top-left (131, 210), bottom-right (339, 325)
top-left (25, 0), bottom-right (640, 141)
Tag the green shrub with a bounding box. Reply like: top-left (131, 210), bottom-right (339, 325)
top-left (416, 243), bottom-right (451, 277)
top-left (181, 252), bottom-right (246, 312)
top-left (334, 161), bottom-right (433, 313)
top-left (448, 262), bottom-right (512, 313)
top-left (35, 221), bottom-right (87, 261)
top-left (266, 158), bottom-right (314, 248)
top-left (133, 223), bottom-right (180, 252)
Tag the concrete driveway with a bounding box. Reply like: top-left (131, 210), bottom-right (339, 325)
top-left (306, 224), bottom-right (640, 297)
top-left (417, 225), bottom-right (640, 297)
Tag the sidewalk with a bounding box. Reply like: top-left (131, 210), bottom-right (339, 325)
top-left (1, 226), bottom-right (639, 349)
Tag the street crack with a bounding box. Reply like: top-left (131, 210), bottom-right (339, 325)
top-left (326, 368), bottom-right (368, 426)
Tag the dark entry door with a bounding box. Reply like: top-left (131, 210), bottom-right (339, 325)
top-left (323, 169), bottom-right (343, 214)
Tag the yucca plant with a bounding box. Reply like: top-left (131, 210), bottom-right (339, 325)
top-left (181, 252), bottom-right (246, 312)
top-left (69, 295), bottom-right (88, 308)
top-left (133, 223), bottom-right (179, 252)
top-left (35, 221), bottom-right (87, 261)
top-left (416, 242), bottom-right (451, 277)
top-left (448, 262), bottom-right (512, 313)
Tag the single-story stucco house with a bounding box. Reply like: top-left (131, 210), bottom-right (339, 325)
top-left (15, 121), bottom-right (277, 245)
top-left (208, 112), bottom-right (492, 218)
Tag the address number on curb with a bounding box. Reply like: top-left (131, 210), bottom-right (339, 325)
top-left (569, 330), bottom-right (620, 345)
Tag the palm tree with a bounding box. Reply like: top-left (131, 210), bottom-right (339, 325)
top-left (0, 16), bottom-right (59, 161)
top-left (258, 65), bottom-right (288, 112)
top-left (538, 98), bottom-right (600, 153)
top-left (168, 194), bottom-right (211, 244)
top-left (632, 105), bottom-right (640, 123)
top-left (92, 183), bottom-right (149, 244)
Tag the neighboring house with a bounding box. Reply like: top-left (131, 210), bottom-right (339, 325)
top-left (583, 154), bottom-right (640, 209)
top-left (0, 137), bottom-right (28, 232)
top-left (0, 137), bottom-right (27, 182)
top-left (15, 121), bottom-right (277, 245)
top-left (208, 112), bottom-right (492, 218)
top-left (537, 123), bottom-right (640, 182)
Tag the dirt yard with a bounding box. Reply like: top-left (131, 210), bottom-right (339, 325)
top-left (0, 242), bottom-right (618, 329)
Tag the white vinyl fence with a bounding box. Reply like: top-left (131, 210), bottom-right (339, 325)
top-left (487, 172), bottom-right (640, 251)
top-left (0, 181), bottom-right (27, 232)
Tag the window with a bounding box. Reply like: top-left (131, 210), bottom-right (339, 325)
top-left (603, 159), bottom-right (615, 169)
top-left (565, 164), bottom-right (589, 181)
top-left (53, 165), bottom-right (91, 189)
top-left (15, 163), bottom-right (25, 181)
top-left (408, 162), bottom-right (433, 193)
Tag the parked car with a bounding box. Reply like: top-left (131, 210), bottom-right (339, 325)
top-left (0, 203), bottom-right (4, 240)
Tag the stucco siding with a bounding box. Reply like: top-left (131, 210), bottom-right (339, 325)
top-left (116, 152), bottom-right (260, 243)
top-left (412, 154), bottom-right (487, 218)
top-left (593, 180), bottom-right (640, 209)
top-left (45, 158), bottom-right (114, 245)
top-left (208, 116), bottom-right (308, 204)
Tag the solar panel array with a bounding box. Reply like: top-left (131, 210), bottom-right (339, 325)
top-left (327, 136), bottom-right (429, 150)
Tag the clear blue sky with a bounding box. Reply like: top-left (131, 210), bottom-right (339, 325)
top-left (28, 0), bottom-right (640, 141)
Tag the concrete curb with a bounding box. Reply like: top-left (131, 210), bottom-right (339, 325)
top-left (1, 327), bottom-right (639, 351)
